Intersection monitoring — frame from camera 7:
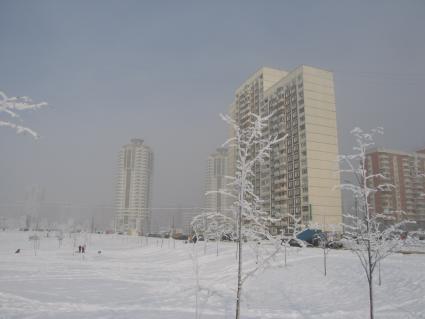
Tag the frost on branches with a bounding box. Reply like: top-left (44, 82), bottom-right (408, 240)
top-left (338, 127), bottom-right (412, 319)
top-left (220, 112), bottom-right (286, 319)
top-left (191, 212), bottom-right (235, 256)
top-left (0, 91), bottom-right (47, 139)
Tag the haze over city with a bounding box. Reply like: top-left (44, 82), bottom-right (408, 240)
top-left (1, 1), bottom-right (424, 224)
top-left (2, 2), bottom-right (425, 319)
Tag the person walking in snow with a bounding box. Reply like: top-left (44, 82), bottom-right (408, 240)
top-left (78, 245), bottom-right (82, 253)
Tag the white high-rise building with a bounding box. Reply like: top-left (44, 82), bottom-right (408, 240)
top-left (204, 147), bottom-right (230, 214)
top-left (229, 65), bottom-right (342, 234)
top-left (114, 139), bottom-right (154, 235)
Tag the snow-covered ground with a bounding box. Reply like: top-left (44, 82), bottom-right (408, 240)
top-left (0, 231), bottom-right (424, 319)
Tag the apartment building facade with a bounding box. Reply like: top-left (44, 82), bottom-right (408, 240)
top-left (366, 148), bottom-right (425, 228)
top-left (204, 147), bottom-right (230, 214)
top-left (114, 139), bottom-right (154, 234)
top-left (229, 66), bottom-right (342, 234)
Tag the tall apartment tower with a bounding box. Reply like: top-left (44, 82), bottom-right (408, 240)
top-left (229, 66), bottom-right (342, 234)
top-left (115, 139), bottom-right (154, 235)
top-left (366, 147), bottom-right (425, 228)
top-left (204, 147), bottom-right (230, 214)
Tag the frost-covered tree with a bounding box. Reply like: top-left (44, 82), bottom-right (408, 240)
top-left (0, 91), bottom-right (47, 139)
top-left (28, 233), bottom-right (41, 256)
top-left (281, 212), bottom-right (304, 267)
top-left (338, 127), bottom-right (411, 319)
top-left (191, 212), bottom-right (235, 256)
top-left (221, 112), bottom-right (286, 319)
top-left (309, 223), bottom-right (340, 276)
top-left (56, 231), bottom-right (65, 248)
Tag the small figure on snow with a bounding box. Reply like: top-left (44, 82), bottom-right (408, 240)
top-left (15, 248), bottom-right (20, 254)
top-left (82, 245), bottom-right (86, 254)
top-left (78, 245), bottom-right (82, 253)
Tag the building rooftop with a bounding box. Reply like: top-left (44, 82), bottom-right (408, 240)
top-left (367, 147), bottom-right (425, 158)
top-left (131, 138), bottom-right (144, 145)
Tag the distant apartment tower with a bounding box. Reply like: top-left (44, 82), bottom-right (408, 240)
top-left (204, 147), bottom-right (230, 214)
top-left (115, 139), bottom-right (154, 234)
top-left (366, 148), bottom-right (425, 228)
top-left (229, 66), bottom-right (342, 234)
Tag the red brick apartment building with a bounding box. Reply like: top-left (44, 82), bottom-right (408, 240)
top-left (366, 148), bottom-right (425, 229)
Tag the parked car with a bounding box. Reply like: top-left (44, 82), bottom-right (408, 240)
top-left (281, 237), bottom-right (309, 248)
top-left (221, 233), bottom-right (234, 241)
top-left (173, 234), bottom-right (188, 240)
top-left (312, 233), bottom-right (326, 247)
top-left (327, 241), bottom-right (344, 249)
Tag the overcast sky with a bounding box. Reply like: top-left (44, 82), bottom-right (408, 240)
top-left (1, 1), bottom-right (424, 219)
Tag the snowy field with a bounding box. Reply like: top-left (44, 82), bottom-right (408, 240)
top-left (0, 231), bottom-right (424, 319)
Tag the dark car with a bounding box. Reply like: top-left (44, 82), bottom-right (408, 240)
top-left (312, 234), bottom-right (326, 247)
top-left (281, 238), bottom-right (306, 248)
top-left (173, 234), bottom-right (188, 240)
top-left (327, 241), bottom-right (344, 249)
top-left (289, 239), bottom-right (303, 247)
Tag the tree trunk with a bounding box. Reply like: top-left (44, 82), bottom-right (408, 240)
top-left (324, 248), bottom-right (327, 276)
top-left (194, 246), bottom-right (199, 319)
top-left (216, 239), bottom-right (219, 257)
top-left (235, 205), bottom-right (243, 319)
top-left (367, 237), bottom-right (374, 319)
top-left (369, 276), bottom-right (374, 319)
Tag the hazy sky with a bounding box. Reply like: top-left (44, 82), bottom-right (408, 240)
top-left (1, 1), bottom-right (424, 219)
